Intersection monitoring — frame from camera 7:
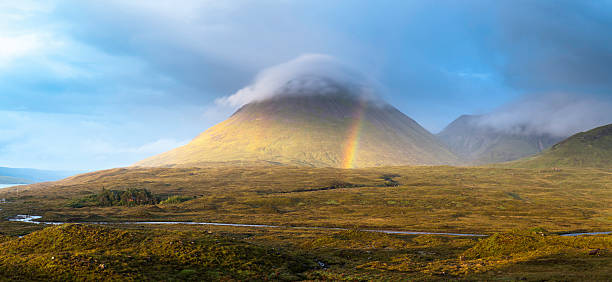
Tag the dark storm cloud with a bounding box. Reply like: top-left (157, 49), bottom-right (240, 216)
top-left (491, 0), bottom-right (612, 94)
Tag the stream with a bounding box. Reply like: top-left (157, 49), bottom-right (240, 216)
top-left (7, 215), bottom-right (612, 237)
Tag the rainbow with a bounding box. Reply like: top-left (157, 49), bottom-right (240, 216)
top-left (341, 100), bottom-right (366, 169)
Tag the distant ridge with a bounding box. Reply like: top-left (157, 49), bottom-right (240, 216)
top-left (136, 93), bottom-right (458, 168)
top-left (0, 167), bottom-right (77, 184)
top-left (507, 123), bottom-right (612, 168)
top-left (0, 176), bottom-right (31, 185)
top-left (437, 115), bottom-right (563, 165)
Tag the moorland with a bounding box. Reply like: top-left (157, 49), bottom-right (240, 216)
top-left (0, 165), bottom-right (610, 280)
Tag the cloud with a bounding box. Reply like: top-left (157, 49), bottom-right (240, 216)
top-left (216, 54), bottom-right (378, 107)
top-left (0, 34), bottom-right (43, 66)
top-left (491, 0), bottom-right (612, 94)
top-left (52, 0), bottom-right (355, 97)
top-left (1, 0), bottom-right (611, 170)
top-left (0, 109), bottom-right (198, 170)
top-left (476, 93), bottom-right (612, 137)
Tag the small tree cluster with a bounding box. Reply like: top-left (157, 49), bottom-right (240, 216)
top-left (96, 188), bottom-right (158, 207)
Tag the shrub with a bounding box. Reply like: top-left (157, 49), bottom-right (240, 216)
top-left (67, 188), bottom-right (159, 208)
top-left (160, 195), bottom-right (194, 205)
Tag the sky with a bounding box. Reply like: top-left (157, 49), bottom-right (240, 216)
top-left (1, 0), bottom-right (612, 170)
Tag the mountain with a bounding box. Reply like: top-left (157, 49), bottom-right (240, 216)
top-left (0, 176), bottom-right (31, 185)
top-left (437, 115), bottom-right (563, 165)
top-left (136, 93), bottom-right (458, 168)
top-left (0, 167), bottom-right (77, 184)
top-left (508, 123), bottom-right (612, 168)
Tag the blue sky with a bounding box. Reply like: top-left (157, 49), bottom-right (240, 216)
top-left (1, 0), bottom-right (612, 170)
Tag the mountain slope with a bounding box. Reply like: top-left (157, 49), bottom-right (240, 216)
top-left (136, 94), bottom-right (458, 168)
top-left (508, 123), bottom-right (612, 168)
top-left (437, 115), bottom-right (563, 164)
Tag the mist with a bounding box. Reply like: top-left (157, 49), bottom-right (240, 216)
top-left (475, 93), bottom-right (612, 138)
top-left (216, 54), bottom-right (379, 108)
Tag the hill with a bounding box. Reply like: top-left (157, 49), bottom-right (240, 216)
top-left (508, 123), bottom-right (612, 168)
top-left (0, 176), bottom-right (31, 185)
top-left (437, 115), bottom-right (563, 164)
top-left (0, 167), bottom-right (77, 184)
top-left (136, 93), bottom-right (458, 168)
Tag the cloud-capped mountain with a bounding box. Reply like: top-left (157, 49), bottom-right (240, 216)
top-left (437, 115), bottom-right (563, 165)
top-left (136, 92), bottom-right (458, 168)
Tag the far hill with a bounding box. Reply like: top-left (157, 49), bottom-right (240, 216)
top-left (0, 176), bottom-right (31, 185)
top-left (437, 115), bottom-right (563, 165)
top-left (0, 167), bottom-right (77, 184)
top-left (136, 92), bottom-right (458, 168)
top-left (508, 123), bottom-right (612, 168)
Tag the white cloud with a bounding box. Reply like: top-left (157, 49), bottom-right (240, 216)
top-left (216, 54), bottom-right (378, 108)
top-left (0, 110), bottom-right (193, 170)
top-left (0, 34), bottom-right (43, 66)
top-left (476, 93), bottom-right (612, 137)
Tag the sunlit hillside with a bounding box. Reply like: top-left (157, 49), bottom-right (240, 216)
top-left (136, 94), bottom-right (458, 168)
top-left (1, 165), bottom-right (611, 280)
top-left (508, 123), bottom-right (612, 168)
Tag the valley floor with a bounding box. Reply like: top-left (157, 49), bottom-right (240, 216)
top-left (0, 165), bottom-right (610, 280)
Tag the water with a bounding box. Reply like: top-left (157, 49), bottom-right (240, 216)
top-left (9, 215), bottom-right (43, 223)
top-left (0, 184), bottom-right (23, 189)
top-left (560, 231), bottom-right (612, 236)
top-left (8, 215), bottom-right (610, 238)
top-left (1, 215), bottom-right (487, 237)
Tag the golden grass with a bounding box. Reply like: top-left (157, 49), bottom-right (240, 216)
top-left (0, 165), bottom-right (610, 280)
top-left (2, 165), bottom-right (610, 233)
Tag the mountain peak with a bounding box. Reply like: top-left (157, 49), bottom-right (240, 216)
top-left (136, 94), bottom-right (457, 168)
top-left (438, 115), bottom-right (563, 164)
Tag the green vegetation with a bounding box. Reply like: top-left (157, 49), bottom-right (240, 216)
top-left (2, 165), bottom-right (610, 232)
top-left (67, 188), bottom-right (159, 208)
top-left (458, 229), bottom-right (612, 280)
top-left (0, 224), bottom-right (314, 281)
top-left (508, 123), bottom-right (612, 168)
top-left (0, 165), bottom-right (610, 280)
top-left (65, 189), bottom-right (196, 209)
top-left (159, 195), bottom-right (194, 205)
top-left (1, 223), bottom-right (609, 281)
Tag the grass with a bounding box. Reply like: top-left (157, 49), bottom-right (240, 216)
top-left (507, 123), bottom-right (612, 168)
top-left (4, 223), bottom-right (607, 281)
top-left (0, 165), bottom-right (610, 280)
top-left (0, 224), bottom-right (315, 281)
top-left (3, 165), bottom-right (609, 233)
top-left (159, 195), bottom-right (194, 205)
top-left (0, 221), bottom-right (609, 281)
